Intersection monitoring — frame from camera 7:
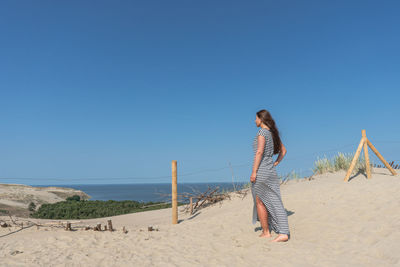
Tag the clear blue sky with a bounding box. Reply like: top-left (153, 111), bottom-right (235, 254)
top-left (1, 0), bottom-right (399, 185)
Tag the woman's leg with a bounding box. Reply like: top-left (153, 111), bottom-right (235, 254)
top-left (256, 195), bottom-right (271, 237)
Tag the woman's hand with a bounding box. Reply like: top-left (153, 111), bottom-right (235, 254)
top-left (274, 143), bottom-right (286, 167)
top-left (250, 172), bottom-right (257, 183)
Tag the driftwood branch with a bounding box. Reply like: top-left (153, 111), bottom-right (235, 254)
top-left (157, 186), bottom-right (231, 215)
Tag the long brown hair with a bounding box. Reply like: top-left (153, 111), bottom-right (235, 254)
top-left (256, 109), bottom-right (282, 155)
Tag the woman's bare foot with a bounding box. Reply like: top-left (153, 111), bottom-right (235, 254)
top-left (259, 231), bottom-right (271, 238)
top-left (271, 234), bottom-right (289, 242)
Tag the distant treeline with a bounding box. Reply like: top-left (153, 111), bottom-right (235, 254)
top-left (31, 195), bottom-right (174, 219)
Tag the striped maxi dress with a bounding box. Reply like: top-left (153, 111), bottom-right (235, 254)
top-left (251, 128), bottom-right (290, 237)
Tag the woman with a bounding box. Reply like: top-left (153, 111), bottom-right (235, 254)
top-left (250, 109), bottom-right (290, 242)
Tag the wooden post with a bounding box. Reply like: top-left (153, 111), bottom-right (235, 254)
top-left (367, 139), bottom-right (397, 175)
top-left (65, 222), bottom-right (72, 231)
top-left (345, 130), bottom-right (398, 181)
top-left (172, 160), bottom-right (178, 224)
top-left (189, 197), bottom-right (193, 215)
top-left (362, 130), bottom-right (371, 179)
top-left (107, 220), bottom-right (113, 232)
top-left (344, 135), bottom-right (366, 181)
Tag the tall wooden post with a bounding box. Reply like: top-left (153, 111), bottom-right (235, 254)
top-left (344, 134), bottom-right (366, 182)
top-left (107, 220), bottom-right (113, 232)
top-left (362, 130), bottom-right (371, 179)
top-left (366, 140), bottom-right (397, 175)
top-left (172, 160), bottom-right (178, 224)
top-left (345, 129), bottom-right (397, 181)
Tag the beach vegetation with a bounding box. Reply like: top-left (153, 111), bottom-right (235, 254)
top-left (66, 195), bottom-right (81, 201)
top-left (313, 152), bottom-right (368, 175)
top-left (219, 182), bottom-right (248, 193)
top-left (28, 202), bottom-right (36, 212)
top-left (240, 182), bottom-right (251, 189)
top-left (31, 199), bottom-right (174, 219)
top-left (0, 209), bottom-right (9, 214)
top-left (287, 170), bottom-right (302, 179)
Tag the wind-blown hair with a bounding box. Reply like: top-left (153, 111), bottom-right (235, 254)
top-left (256, 109), bottom-right (282, 155)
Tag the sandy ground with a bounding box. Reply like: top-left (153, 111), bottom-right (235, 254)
top-left (1, 168), bottom-right (399, 267)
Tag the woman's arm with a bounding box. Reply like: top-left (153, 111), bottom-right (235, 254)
top-left (250, 135), bottom-right (266, 183)
top-left (274, 143), bottom-right (287, 166)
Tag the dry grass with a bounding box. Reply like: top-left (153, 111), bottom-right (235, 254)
top-left (313, 152), bottom-right (369, 175)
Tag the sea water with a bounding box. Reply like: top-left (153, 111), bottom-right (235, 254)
top-left (41, 182), bottom-right (247, 203)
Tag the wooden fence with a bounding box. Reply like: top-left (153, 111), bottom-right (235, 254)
top-left (373, 161), bottom-right (400, 169)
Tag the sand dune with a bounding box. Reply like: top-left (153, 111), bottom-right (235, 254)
top-left (0, 183), bottom-right (90, 217)
top-left (1, 168), bottom-right (399, 266)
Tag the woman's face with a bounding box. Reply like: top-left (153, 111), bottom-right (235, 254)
top-left (255, 115), bottom-right (261, 127)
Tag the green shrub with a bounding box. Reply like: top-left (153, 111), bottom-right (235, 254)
top-left (31, 200), bottom-right (172, 219)
top-left (28, 202), bottom-right (36, 212)
top-left (0, 209), bottom-right (9, 214)
top-left (66, 195), bottom-right (81, 201)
